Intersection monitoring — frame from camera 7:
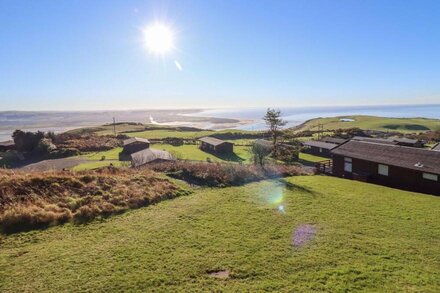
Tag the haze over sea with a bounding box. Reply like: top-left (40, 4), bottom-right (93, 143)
top-left (0, 104), bottom-right (439, 141)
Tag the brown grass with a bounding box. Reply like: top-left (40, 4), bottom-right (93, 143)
top-left (0, 167), bottom-right (189, 233)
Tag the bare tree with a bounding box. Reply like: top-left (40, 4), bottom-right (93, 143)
top-left (263, 108), bottom-right (287, 155)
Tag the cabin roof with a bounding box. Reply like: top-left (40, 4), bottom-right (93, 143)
top-left (130, 148), bottom-right (174, 167)
top-left (123, 137), bottom-right (150, 146)
top-left (351, 136), bottom-right (421, 146)
top-left (303, 140), bottom-right (339, 150)
top-left (199, 136), bottom-right (230, 146)
top-left (332, 140), bottom-right (440, 174)
top-left (322, 137), bottom-right (348, 145)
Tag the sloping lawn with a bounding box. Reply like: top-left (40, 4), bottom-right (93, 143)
top-left (151, 143), bottom-right (251, 162)
top-left (1, 176), bottom-right (439, 292)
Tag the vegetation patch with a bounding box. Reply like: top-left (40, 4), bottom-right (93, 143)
top-left (0, 167), bottom-right (190, 233)
top-left (147, 161), bottom-right (310, 187)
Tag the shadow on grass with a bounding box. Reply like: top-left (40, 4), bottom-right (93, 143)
top-left (206, 151), bottom-right (245, 163)
top-left (276, 178), bottom-right (317, 197)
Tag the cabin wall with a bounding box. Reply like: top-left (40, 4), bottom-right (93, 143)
top-left (332, 155), bottom-right (440, 195)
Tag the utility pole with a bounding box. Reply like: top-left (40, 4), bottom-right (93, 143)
top-left (113, 117), bottom-right (116, 136)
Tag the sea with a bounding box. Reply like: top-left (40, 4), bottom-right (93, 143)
top-left (0, 104), bottom-right (439, 141)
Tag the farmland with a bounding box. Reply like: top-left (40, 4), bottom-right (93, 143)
top-left (296, 115), bottom-right (440, 133)
top-left (1, 176), bottom-right (439, 292)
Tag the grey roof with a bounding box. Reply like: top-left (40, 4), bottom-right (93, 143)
top-left (303, 140), bottom-right (339, 150)
top-left (0, 140), bottom-right (14, 147)
top-left (130, 148), bottom-right (174, 167)
top-left (332, 140), bottom-right (440, 174)
top-left (199, 136), bottom-right (231, 146)
top-left (123, 137), bottom-right (150, 146)
top-left (393, 137), bottom-right (420, 144)
top-left (352, 136), bottom-right (421, 146)
top-left (322, 137), bottom-right (348, 145)
top-left (351, 136), bottom-right (398, 145)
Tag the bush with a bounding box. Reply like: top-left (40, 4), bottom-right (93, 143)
top-left (147, 161), bottom-right (310, 187)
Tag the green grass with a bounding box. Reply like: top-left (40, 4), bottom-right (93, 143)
top-left (299, 152), bottom-right (328, 164)
top-left (71, 160), bottom-right (127, 171)
top-left (297, 115), bottom-right (440, 133)
top-left (151, 143), bottom-right (252, 162)
top-left (1, 176), bottom-right (439, 292)
top-left (81, 147), bottom-right (123, 160)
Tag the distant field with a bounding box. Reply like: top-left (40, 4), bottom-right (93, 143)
top-left (1, 176), bottom-right (439, 291)
top-left (296, 115), bottom-right (440, 133)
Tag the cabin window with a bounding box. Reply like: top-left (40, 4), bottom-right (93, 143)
top-left (378, 164), bottom-right (389, 176)
top-left (344, 157), bottom-right (352, 173)
top-left (423, 173), bottom-right (438, 181)
top-left (319, 148), bottom-right (322, 153)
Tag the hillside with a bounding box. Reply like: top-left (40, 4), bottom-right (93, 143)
top-left (1, 176), bottom-right (439, 292)
top-left (295, 115), bottom-right (440, 133)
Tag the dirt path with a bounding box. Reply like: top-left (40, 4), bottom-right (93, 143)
top-left (19, 157), bottom-right (88, 171)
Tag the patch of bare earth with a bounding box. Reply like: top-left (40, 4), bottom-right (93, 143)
top-left (208, 270), bottom-right (230, 279)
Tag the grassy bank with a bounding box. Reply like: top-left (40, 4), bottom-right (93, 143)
top-left (1, 176), bottom-right (439, 291)
top-left (296, 115), bottom-right (440, 133)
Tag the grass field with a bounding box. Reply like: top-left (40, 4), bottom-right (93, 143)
top-left (1, 176), bottom-right (439, 292)
top-left (299, 152), bottom-right (328, 165)
top-left (151, 143), bottom-right (252, 162)
top-left (297, 115), bottom-right (440, 133)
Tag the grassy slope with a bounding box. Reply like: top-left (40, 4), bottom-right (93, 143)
top-left (297, 115), bottom-right (440, 133)
top-left (1, 176), bottom-right (439, 292)
top-left (151, 144), bottom-right (252, 162)
top-left (299, 152), bottom-right (328, 164)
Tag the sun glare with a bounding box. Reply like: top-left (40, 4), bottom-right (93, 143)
top-left (143, 23), bottom-right (174, 55)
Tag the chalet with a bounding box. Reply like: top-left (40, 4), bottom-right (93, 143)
top-left (130, 148), bottom-right (174, 167)
top-left (199, 137), bottom-right (233, 154)
top-left (0, 140), bottom-right (15, 152)
top-left (321, 137), bottom-right (348, 145)
top-left (122, 137), bottom-right (150, 155)
top-left (121, 137), bottom-right (174, 167)
top-left (302, 140), bottom-right (339, 158)
top-left (331, 140), bottom-right (440, 196)
top-left (352, 136), bottom-right (424, 148)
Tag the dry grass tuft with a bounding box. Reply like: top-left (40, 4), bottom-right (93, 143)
top-left (0, 167), bottom-right (189, 233)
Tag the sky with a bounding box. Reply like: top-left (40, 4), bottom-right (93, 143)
top-left (0, 0), bottom-right (439, 111)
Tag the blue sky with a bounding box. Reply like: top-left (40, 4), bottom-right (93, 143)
top-left (0, 0), bottom-right (439, 110)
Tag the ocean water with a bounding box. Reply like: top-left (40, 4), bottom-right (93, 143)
top-left (193, 104), bottom-right (440, 130)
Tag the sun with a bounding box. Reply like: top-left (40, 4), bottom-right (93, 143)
top-left (142, 23), bottom-right (174, 55)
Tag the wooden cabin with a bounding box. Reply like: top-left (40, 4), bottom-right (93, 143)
top-left (122, 137), bottom-right (150, 155)
top-left (331, 140), bottom-right (440, 196)
top-left (199, 137), bottom-right (233, 154)
top-left (302, 141), bottom-right (339, 158)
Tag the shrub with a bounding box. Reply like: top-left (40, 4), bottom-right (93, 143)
top-left (0, 167), bottom-right (189, 233)
top-left (147, 161), bottom-right (310, 187)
